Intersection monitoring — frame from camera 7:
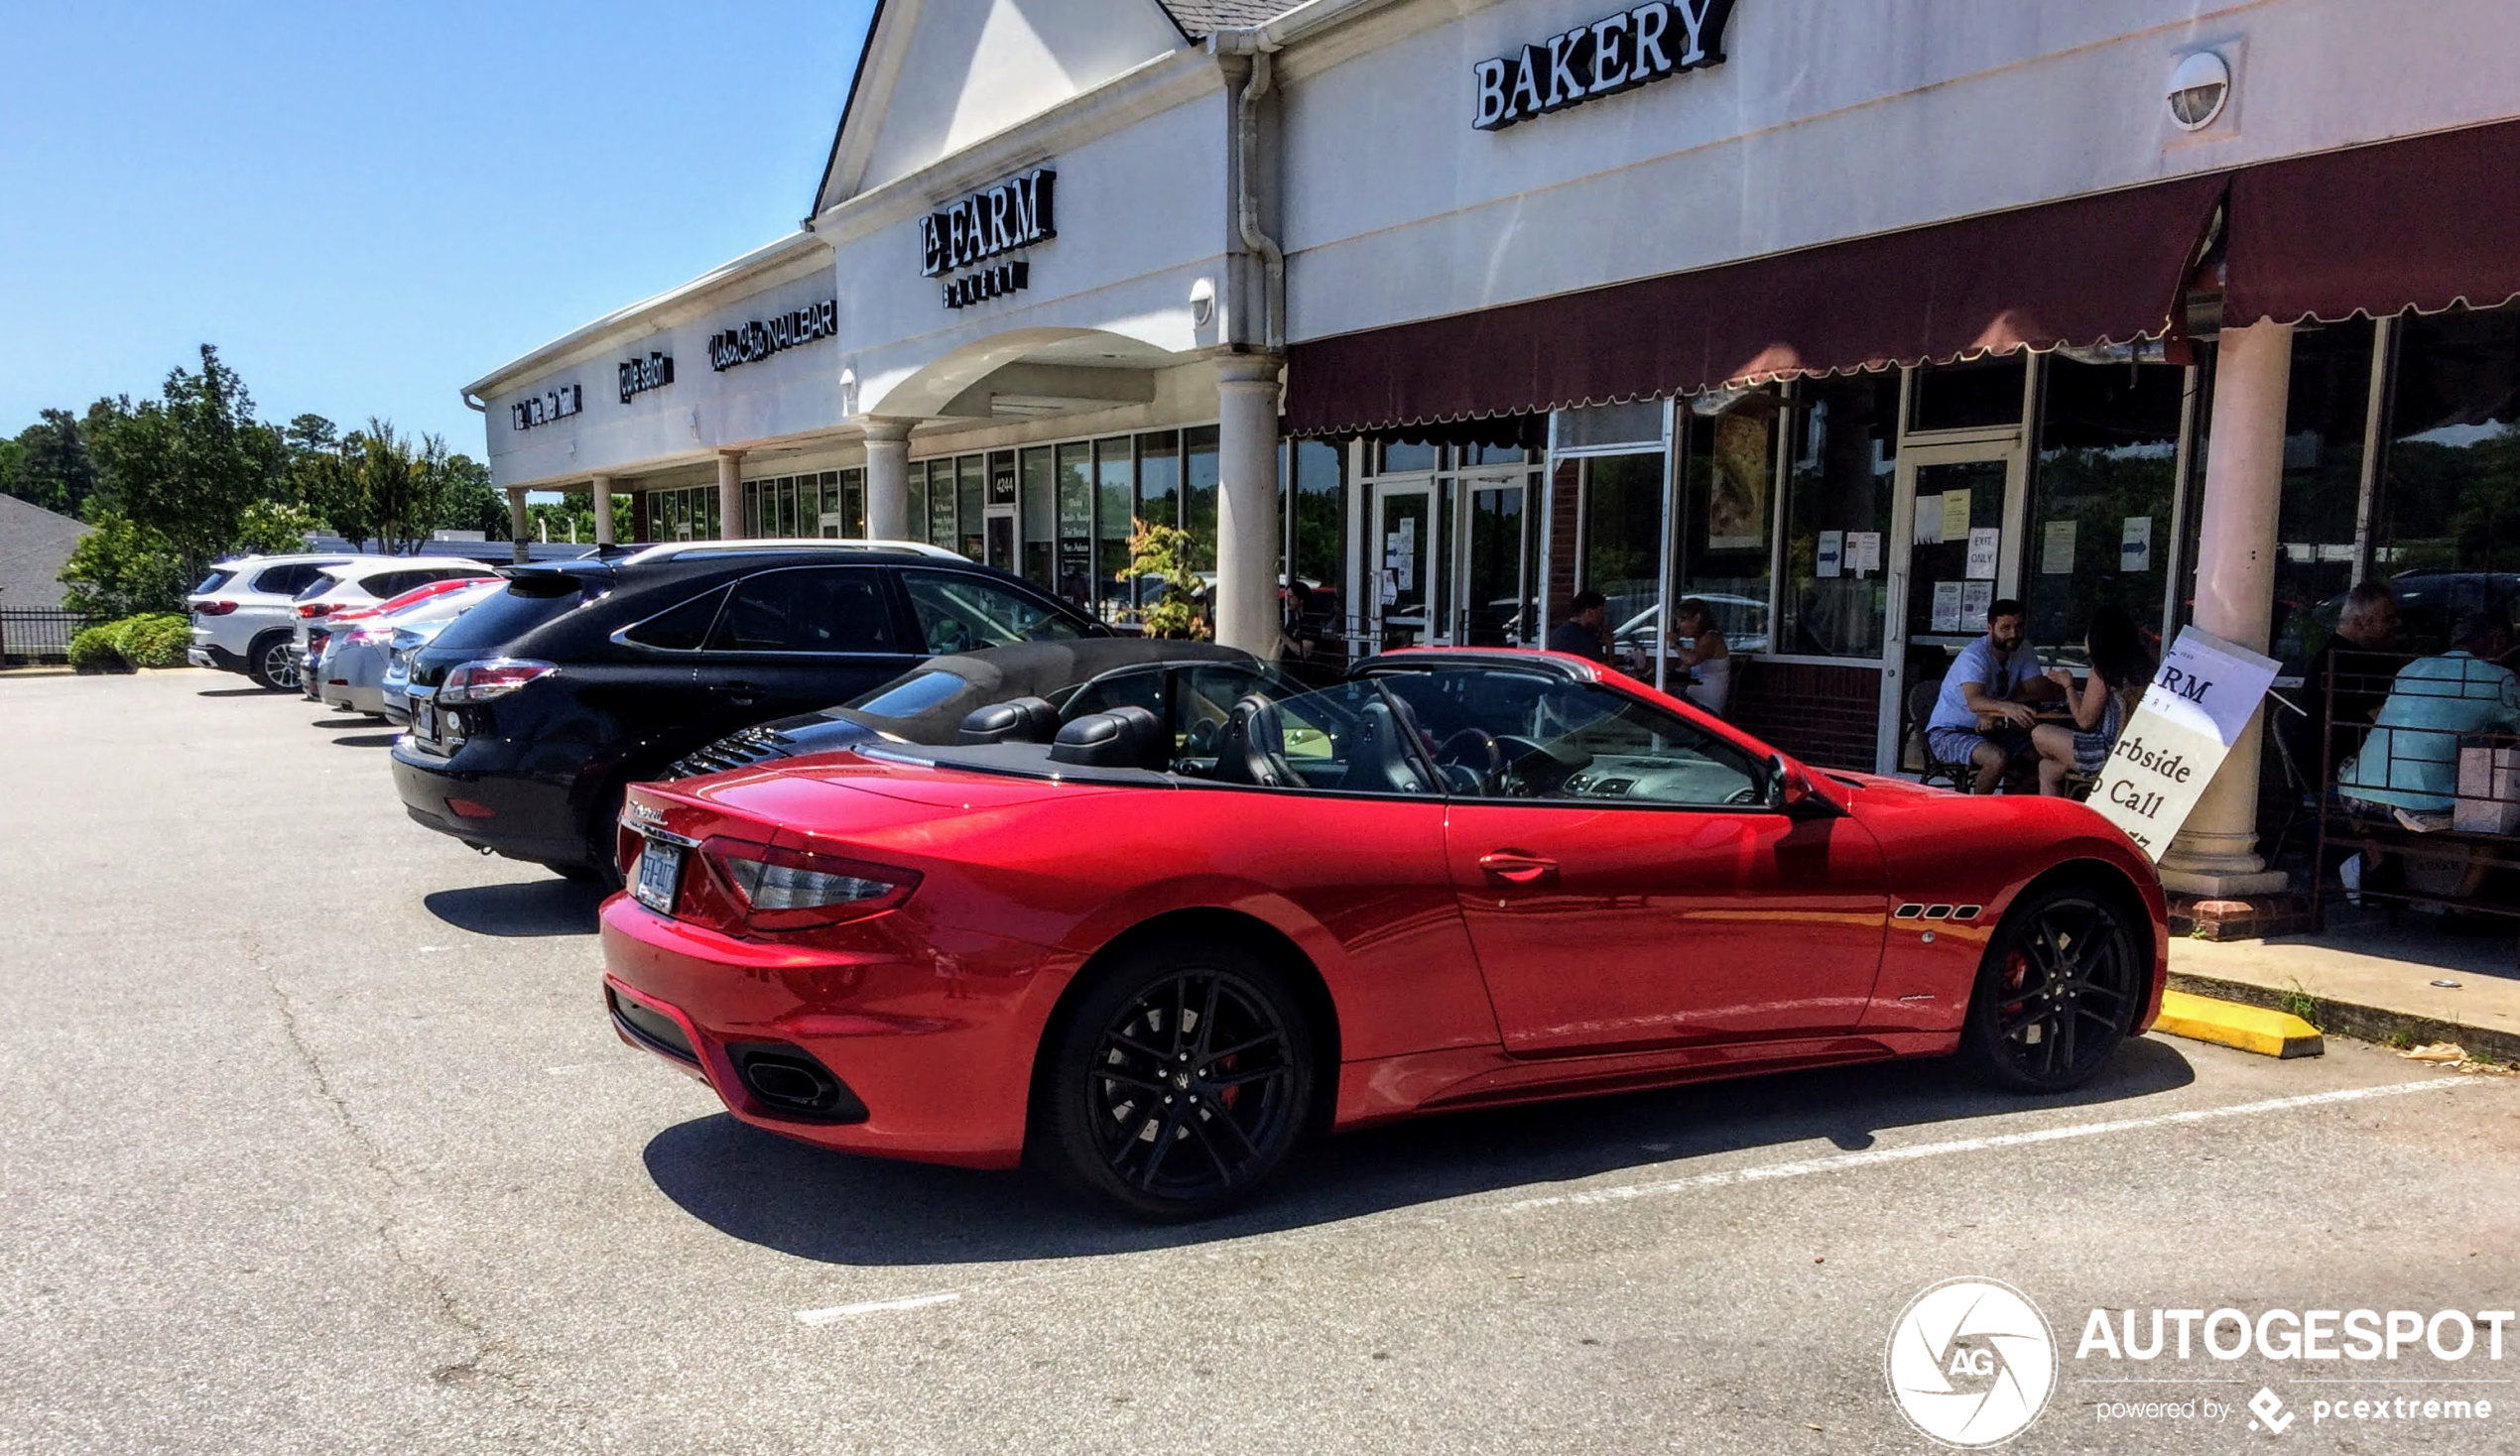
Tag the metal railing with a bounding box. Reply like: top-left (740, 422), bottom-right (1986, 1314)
top-left (0, 610), bottom-right (102, 665)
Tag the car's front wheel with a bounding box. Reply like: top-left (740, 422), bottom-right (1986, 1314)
top-left (1959, 882), bottom-right (2144, 1092)
top-left (247, 632), bottom-right (298, 691)
top-left (1034, 938), bottom-right (1315, 1221)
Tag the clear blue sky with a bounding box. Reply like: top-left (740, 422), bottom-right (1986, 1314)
top-left (0, 2), bottom-right (874, 460)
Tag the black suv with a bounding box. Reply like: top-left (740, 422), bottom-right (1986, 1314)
top-left (391, 543), bottom-right (1102, 880)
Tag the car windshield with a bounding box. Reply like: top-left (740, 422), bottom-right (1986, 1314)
top-left (848, 669), bottom-right (969, 719)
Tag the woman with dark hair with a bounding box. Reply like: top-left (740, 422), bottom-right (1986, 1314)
top-left (2031, 606), bottom-right (2154, 796)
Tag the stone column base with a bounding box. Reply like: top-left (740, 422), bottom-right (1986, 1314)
top-left (2158, 864), bottom-right (2292, 899)
top-left (2166, 891), bottom-right (2314, 941)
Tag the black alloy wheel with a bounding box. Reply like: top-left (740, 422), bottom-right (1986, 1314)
top-left (1036, 940), bottom-right (1314, 1221)
top-left (250, 633), bottom-right (299, 691)
top-left (1960, 884), bottom-right (2143, 1092)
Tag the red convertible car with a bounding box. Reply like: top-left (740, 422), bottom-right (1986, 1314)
top-left (600, 649), bottom-right (2167, 1219)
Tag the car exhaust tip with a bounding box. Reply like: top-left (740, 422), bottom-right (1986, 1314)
top-left (727, 1044), bottom-right (869, 1124)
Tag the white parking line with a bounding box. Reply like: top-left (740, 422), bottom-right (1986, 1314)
top-left (796, 1291), bottom-right (962, 1326)
top-left (1498, 1077), bottom-right (2469, 1214)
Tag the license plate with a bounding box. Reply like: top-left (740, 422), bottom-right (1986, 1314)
top-left (414, 700), bottom-right (437, 741)
top-left (633, 838), bottom-right (685, 914)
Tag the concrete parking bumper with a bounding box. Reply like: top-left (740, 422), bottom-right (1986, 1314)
top-left (2151, 989), bottom-right (2325, 1058)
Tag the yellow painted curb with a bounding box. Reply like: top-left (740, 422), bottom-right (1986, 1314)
top-left (2153, 990), bottom-right (2325, 1058)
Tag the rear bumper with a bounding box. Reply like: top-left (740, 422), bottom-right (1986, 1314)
top-left (390, 745), bottom-right (588, 867)
top-left (597, 893), bottom-right (1054, 1168)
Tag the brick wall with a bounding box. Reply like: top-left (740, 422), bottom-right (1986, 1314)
top-left (1732, 661), bottom-right (1883, 771)
top-left (1545, 457), bottom-right (1580, 615)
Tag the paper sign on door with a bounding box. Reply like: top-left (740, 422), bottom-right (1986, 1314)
top-left (1817, 531), bottom-right (1843, 578)
top-left (1941, 490), bottom-right (1973, 543)
top-left (1965, 527), bottom-right (2000, 580)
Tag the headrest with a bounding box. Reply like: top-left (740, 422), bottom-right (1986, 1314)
top-left (956, 696), bottom-right (1061, 745)
top-left (1050, 704), bottom-right (1166, 769)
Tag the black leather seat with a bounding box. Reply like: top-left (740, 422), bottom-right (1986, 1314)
top-left (1352, 699), bottom-right (1432, 794)
top-left (957, 696), bottom-right (1061, 745)
top-left (1049, 705), bottom-right (1166, 769)
top-left (1210, 694), bottom-right (1295, 788)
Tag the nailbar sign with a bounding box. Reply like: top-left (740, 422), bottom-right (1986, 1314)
top-left (2086, 627), bottom-right (2282, 860)
top-left (1473, 0), bottom-right (1735, 131)
top-left (510, 384), bottom-right (581, 431)
top-left (707, 301), bottom-right (837, 373)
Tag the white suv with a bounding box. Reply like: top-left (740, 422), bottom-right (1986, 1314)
top-left (189, 554), bottom-right (359, 689)
top-left (290, 556), bottom-right (503, 694)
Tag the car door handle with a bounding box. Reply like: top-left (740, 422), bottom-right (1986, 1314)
top-left (1477, 851), bottom-right (1559, 885)
top-left (716, 680), bottom-right (765, 706)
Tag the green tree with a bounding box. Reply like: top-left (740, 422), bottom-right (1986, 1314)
top-left (1128, 519), bottom-right (1209, 639)
top-left (4, 409), bottom-right (98, 516)
top-left (81, 345), bottom-right (286, 583)
top-left (235, 500), bottom-right (318, 554)
top-left (59, 512), bottom-right (188, 616)
top-left (434, 452), bottom-right (509, 539)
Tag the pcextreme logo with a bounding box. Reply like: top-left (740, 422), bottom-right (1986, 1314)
top-left (1887, 1278), bottom-right (2059, 1447)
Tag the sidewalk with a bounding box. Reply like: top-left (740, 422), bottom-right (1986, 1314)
top-left (2169, 911), bottom-right (2520, 1063)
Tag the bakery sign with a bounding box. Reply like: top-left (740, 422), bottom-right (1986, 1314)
top-left (921, 169), bottom-right (1055, 309)
top-left (1472, 0), bottom-right (1735, 131)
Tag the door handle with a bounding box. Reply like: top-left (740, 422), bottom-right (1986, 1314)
top-left (717, 680), bottom-right (764, 706)
top-left (1477, 851), bottom-right (1559, 885)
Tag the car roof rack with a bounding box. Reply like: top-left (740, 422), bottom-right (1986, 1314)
top-left (618, 538), bottom-right (969, 566)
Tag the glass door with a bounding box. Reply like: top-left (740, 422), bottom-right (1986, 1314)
top-left (1456, 469), bottom-right (1536, 646)
top-left (983, 506), bottom-right (1017, 574)
top-left (1371, 482), bottom-right (1436, 649)
top-left (1881, 444), bottom-right (2023, 770)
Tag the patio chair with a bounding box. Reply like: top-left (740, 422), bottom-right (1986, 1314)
top-left (1907, 680), bottom-right (1973, 792)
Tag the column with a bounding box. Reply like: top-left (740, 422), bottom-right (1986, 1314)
top-left (715, 450), bottom-right (746, 541)
top-left (589, 473), bottom-right (615, 547)
top-left (862, 420), bottom-right (914, 541)
top-left (505, 488), bottom-right (530, 564)
top-left (2159, 319), bottom-right (2294, 898)
top-left (1214, 355), bottom-right (1285, 656)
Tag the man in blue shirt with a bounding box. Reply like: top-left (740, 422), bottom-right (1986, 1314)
top-left (2339, 613), bottom-right (2520, 822)
top-left (1927, 598), bottom-right (2058, 793)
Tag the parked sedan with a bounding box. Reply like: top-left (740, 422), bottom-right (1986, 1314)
top-left (315, 580), bottom-right (505, 717)
top-left (601, 647), bottom-right (2168, 1220)
top-left (393, 542), bottom-right (1100, 883)
top-left (664, 639), bottom-right (1288, 778)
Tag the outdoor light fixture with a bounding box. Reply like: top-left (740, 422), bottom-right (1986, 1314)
top-left (2167, 51), bottom-right (2230, 131)
top-left (1190, 277), bottom-right (1215, 327)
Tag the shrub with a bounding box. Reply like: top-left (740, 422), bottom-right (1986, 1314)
top-left (111, 613), bottom-right (192, 668)
top-left (67, 626), bottom-right (130, 672)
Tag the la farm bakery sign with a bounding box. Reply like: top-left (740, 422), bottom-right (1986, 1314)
top-left (1473, 0), bottom-right (1735, 131)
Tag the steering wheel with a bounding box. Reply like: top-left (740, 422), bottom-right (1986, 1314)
top-left (1433, 728), bottom-right (1507, 792)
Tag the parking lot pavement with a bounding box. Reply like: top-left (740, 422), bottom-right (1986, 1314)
top-left (7, 668), bottom-right (2520, 1455)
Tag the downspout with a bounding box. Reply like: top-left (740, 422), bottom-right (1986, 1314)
top-left (1216, 31), bottom-right (1286, 353)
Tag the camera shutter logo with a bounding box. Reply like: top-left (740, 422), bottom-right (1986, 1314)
top-left (1886, 1278), bottom-right (2058, 1447)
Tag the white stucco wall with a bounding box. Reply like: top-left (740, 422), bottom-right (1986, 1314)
top-left (1280, 0), bottom-right (2520, 342)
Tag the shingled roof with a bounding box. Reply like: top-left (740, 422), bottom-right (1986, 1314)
top-left (1154, 0), bottom-right (1291, 39)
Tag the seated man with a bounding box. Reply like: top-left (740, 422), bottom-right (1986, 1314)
top-left (2338, 612), bottom-right (2520, 829)
top-left (1926, 598), bottom-right (2059, 793)
top-left (1547, 589), bottom-right (1609, 663)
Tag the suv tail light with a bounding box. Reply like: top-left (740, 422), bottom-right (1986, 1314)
top-left (195, 600), bottom-right (238, 617)
top-left (439, 658), bottom-right (556, 704)
top-left (295, 602), bottom-right (336, 620)
top-left (701, 839), bottom-right (920, 932)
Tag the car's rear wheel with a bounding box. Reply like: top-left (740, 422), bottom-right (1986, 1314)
top-left (1035, 939), bottom-right (1314, 1221)
top-left (1959, 883), bottom-right (2143, 1092)
top-left (247, 632), bottom-right (298, 691)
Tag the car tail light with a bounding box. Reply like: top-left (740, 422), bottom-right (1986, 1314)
top-left (295, 602), bottom-right (336, 620)
top-left (439, 658), bottom-right (556, 704)
top-left (344, 626), bottom-right (395, 647)
top-left (195, 600), bottom-right (238, 617)
top-left (701, 839), bottom-right (919, 931)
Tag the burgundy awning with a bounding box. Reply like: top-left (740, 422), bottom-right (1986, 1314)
top-left (2224, 118), bottom-right (2520, 328)
top-left (1285, 174), bottom-right (2228, 437)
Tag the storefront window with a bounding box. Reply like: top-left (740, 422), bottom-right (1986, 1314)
top-left (2270, 318), bottom-right (2376, 667)
top-left (2028, 358), bottom-right (2187, 659)
top-left (906, 465), bottom-right (928, 544)
top-left (1378, 440), bottom-right (1439, 473)
top-left (1019, 446), bottom-right (1056, 591)
top-left (926, 459), bottom-right (956, 547)
top-left (1781, 373), bottom-right (1897, 659)
top-left (840, 468), bottom-right (865, 537)
top-left (1910, 355), bottom-right (2029, 432)
top-left (1673, 401), bottom-right (1778, 654)
top-left (1289, 439), bottom-right (1345, 634)
top-left (1050, 441), bottom-right (1091, 609)
top-left (1138, 431), bottom-right (1181, 538)
top-left (1185, 425), bottom-right (1219, 574)
top-left (2377, 303), bottom-right (2520, 651)
top-left (956, 455), bottom-right (985, 561)
top-left (1581, 453), bottom-right (1664, 647)
top-left (1462, 475), bottom-right (1536, 646)
top-left (1095, 437), bottom-right (1133, 620)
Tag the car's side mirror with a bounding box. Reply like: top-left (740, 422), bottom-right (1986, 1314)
top-left (1769, 755), bottom-right (1837, 817)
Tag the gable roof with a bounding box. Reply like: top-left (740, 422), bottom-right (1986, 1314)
top-left (1152, 0), bottom-right (1288, 38)
top-left (0, 494), bottom-right (91, 610)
